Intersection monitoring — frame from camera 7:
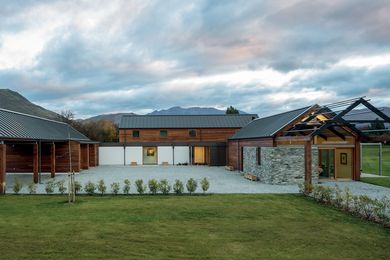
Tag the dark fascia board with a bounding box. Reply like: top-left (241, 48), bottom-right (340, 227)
top-left (100, 141), bottom-right (227, 147)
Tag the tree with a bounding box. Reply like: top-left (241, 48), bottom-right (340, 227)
top-left (369, 118), bottom-right (386, 136)
top-left (226, 106), bottom-right (239, 114)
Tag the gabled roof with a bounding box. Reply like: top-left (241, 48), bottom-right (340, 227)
top-left (229, 106), bottom-right (314, 140)
top-left (120, 114), bottom-right (258, 129)
top-left (0, 108), bottom-right (90, 142)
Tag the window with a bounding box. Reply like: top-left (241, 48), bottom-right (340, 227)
top-left (160, 130), bottom-right (168, 137)
top-left (189, 129), bottom-right (197, 137)
top-left (133, 130), bottom-right (140, 138)
top-left (256, 147), bottom-right (261, 165)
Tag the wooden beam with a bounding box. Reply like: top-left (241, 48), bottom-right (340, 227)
top-left (276, 136), bottom-right (311, 142)
top-left (360, 99), bottom-right (390, 123)
top-left (304, 140), bottom-right (312, 186)
top-left (0, 144), bottom-right (6, 194)
top-left (51, 143), bottom-right (55, 178)
top-left (346, 119), bottom-right (386, 123)
top-left (33, 143), bottom-right (38, 184)
top-left (318, 134), bottom-right (328, 141)
top-left (328, 127), bottom-right (346, 140)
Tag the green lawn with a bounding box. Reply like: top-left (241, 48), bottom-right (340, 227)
top-left (0, 195), bottom-right (389, 259)
top-left (361, 145), bottom-right (390, 176)
top-left (360, 177), bottom-right (390, 188)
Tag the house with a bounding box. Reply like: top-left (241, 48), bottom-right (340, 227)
top-left (99, 114), bottom-right (257, 166)
top-left (227, 98), bottom-right (390, 185)
top-left (0, 108), bottom-right (98, 193)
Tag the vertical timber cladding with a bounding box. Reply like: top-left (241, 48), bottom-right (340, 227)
top-left (89, 144), bottom-right (98, 167)
top-left (5, 143), bottom-right (33, 172)
top-left (209, 145), bottom-right (227, 166)
top-left (80, 144), bottom-right (89, 169)
top-left (0, 143), bottom-right (6, 194)
top-left (55, 141), bottom-right (81, 172)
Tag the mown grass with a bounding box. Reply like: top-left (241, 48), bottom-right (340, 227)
top-left (360, 177), bottom-right (390, 188)
top-left (361, 145), bottom-right (390, 176)
top-left (0, 194), bottom-right (389, 259)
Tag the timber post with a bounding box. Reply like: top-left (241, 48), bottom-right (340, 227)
top-left (304, 139), bottom-right (312, 191)
top-left (51, 143), bottom-right (56, 178)
top-left (0, 143), bottom-right (6, 194)
top-left (33, 143), bottom-right (39, 184)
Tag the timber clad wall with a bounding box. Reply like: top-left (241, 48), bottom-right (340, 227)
top-left (6, 144), bottom-right (34, 172)
top-left (228, 138), bottom-right (274, 171)
top-left (89, 144), bottom-right (98, 167)
top-left (55, 141), bottom-right (81, 172)
top-left (119, 128), bottom-right (241, 143)
top-left (80, 144), bottom-right (89, 169)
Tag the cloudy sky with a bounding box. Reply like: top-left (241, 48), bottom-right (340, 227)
top-left (0, 0), bottom-right (389, 118)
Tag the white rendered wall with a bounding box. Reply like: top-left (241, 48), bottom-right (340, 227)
top-left (99, 147), bottom-right (124, 165)
top-left (158, 146), bottom-right (173, 165)
top-left (174, 146), bottom-right (190, 164)
top-left (125, 146), bottom-right (143, 165)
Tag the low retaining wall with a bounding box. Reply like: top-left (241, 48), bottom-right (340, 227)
top-left (243, 146), bottom-right (318, 185)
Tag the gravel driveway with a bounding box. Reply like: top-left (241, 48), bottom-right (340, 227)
top-left (5, 165), bottom-right (299, 194)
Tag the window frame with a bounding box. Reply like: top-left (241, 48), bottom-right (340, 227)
top-left (256, 147), bottom-right (261, 165)
top-left (132, 130), bottom-right (140, 138)
top-left (160, 130), bottom-right (168, 138)
top-left (189, 129), bottom-right (197, 137)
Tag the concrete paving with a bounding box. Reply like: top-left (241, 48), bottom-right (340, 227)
top-left (5, 165), bottom-right (299, 194)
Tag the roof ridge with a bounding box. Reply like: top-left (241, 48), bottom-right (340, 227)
top-left (253, 105), bottom-right (314, 121)
top-left (0, 108), bottom-right (66, 125)
top-left (121, 114), bottom-right (258, 117)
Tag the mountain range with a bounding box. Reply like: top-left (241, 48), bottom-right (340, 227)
top-left (1, 89), bottom-right (388, 127)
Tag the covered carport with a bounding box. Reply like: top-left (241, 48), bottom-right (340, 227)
top-left (0, 108), bottom-right (98, 194)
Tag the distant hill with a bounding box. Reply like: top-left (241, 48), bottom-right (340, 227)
top-left (344, 107), bottom-right (390, 129)
top-left (0, 89), bottom-right (61, 120)
top-left (83, 113), bottom-right (136, 125)
top-left (148, 106), bottom-right (247, 115)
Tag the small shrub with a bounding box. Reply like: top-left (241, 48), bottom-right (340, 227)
top-left (186, 178), bottom-right (197, 195)
top-left (373, 196), bottom-right (390, 225)
top-left (13, 178), bottom-right (23, 194)
top-left (111, 182), bottom-right (120, 195)
top-left (342, 187), bottom-right (353, 212)
top-left (148, 179), bottom-right (159, 195)
top-left (56, 180), bottom-right (67, 195)
top-left (97, 179), bottom-right (106, 195)
top-left (84, 181), bottom-right (96, 195)
top-left (45, 180), bottom-right (56, 194)
top-left (173, 179), bottom-right (184, 195)
top-left (135, 179), bottom-right (146, 195)
top-left (298, 181), bottom-right (313, 195)
top-left (159, 179), bottom-right (171, 195)
top-left (27, 182), bottom-right (37, 194)
top-left (200, 178), bottom-right (210, 193)
top-left (74, 181), bottom-right (82, 194)
top-left (332, 185), bottom-right (343, 208)
top-left (123, 179), bottom-right (131, 195)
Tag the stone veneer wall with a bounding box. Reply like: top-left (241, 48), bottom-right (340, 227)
top-left (243, 146), bottom-right (318, 185)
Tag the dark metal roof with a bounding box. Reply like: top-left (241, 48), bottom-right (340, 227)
top-left (229, 106), bottom-right (313, 139)
top-left (0, 108), bottom-right (90, 141)
top-left (120, 114), bottom-right (258, 129)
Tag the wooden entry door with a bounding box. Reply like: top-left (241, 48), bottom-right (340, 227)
top-left (335, 148), bottom-right (353, 179)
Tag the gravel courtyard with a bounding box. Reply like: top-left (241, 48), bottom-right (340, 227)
top-left (5, 166), bottom-right (390, 197)
top-left (5, 165), bottom-right (299, 194)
